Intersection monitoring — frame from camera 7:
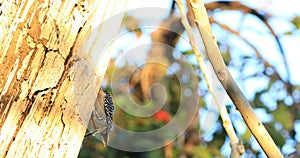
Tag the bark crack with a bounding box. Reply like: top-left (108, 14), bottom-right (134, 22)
top-left (5, 86), bottom-right (52, 157)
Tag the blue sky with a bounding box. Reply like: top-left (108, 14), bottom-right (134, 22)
top-left (109, 0), bottom-right (300, 157)
top-left (125, 0), bottom-right (300, 85)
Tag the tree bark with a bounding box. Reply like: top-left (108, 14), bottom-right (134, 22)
top-left (0, 0), bottom-right (126, 157)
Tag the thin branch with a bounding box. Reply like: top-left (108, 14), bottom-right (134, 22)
top-left (175, 1), bottom-right (244, 157)
top-left (204, 1), bottom-right (291, 84)
top-left (210, 18), bottom-right (287, 84)
top-left (188, 0), bottom-right (283, 157)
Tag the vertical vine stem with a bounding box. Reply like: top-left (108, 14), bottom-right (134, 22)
top-left (175, 0), bottom-right (244, 157)
top-left (187, 0), bottom-right (283, 157)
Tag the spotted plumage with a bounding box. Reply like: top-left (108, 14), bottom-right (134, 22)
top-left (85, 88), bottom-right (114, 147)
top-left (102, 89), bottom-right (114, 132)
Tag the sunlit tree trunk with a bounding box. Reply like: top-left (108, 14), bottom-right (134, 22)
top-left (0, 0), bottom-right (125, 157)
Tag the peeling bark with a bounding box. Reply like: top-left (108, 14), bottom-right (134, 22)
top-left (0, 0), bottom-right (126, 157)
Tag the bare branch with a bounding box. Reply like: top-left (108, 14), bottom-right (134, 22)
top-left (205, 1), bottom-right (291, 84)
top-left (175, 1), bottom-right (244, 157)
top-left (188, 0), bottom-right (283, 157)
top-left (210, 18), bottom-right (287, 83)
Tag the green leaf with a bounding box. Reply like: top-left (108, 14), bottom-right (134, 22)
top-left (221, 49), bottom-right (231, 65)
top-left (253, 93), bottom-right (264, 108)
top-left (191, 146), bottom-right (213, 158)
top-left (241, 128), bottom-right (252, 141)
top-left (272, 102), bottom-right (294, 131)
top-left (182, 50), bottom-right (194, 55)
top-left (265, 123), bottom-right (286, 147)
top-left (284, 31), bottom-right (293, 35)
top-left (145, 149), bottom-right (164, 158)
top-left (291, 16), bottom-right (300, 29)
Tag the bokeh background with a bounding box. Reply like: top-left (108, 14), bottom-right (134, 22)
top-left (79, 0), bottom-right (300, 157)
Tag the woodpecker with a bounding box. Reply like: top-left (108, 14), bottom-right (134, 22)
top-left (85, 88), bottom-right (114, 147)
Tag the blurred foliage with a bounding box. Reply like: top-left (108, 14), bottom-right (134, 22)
top-left (291, 16), bottom-right (300, 29)
top-left (272, 102), bottom-right (294, 131)
top-left (79, 1), bottom-right (300, 158)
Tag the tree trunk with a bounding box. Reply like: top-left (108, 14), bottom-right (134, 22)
top-left (0, 0), bottom-right (126, 157)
